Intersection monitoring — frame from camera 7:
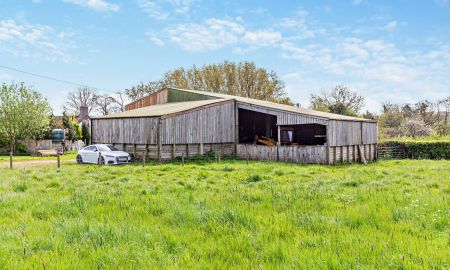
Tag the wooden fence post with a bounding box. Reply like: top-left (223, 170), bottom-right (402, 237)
top-left (9, 151), bottom-right (12, 169)
top-left (57, 154), bottom-right (61, 169)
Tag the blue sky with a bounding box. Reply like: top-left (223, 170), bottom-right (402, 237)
top-left (0, 0), bottom-right (449, 114)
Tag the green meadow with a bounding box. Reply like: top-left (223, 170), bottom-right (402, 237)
top-left (0, 158), bottom-right (448, 269)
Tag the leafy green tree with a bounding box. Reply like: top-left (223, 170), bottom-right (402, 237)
top-left (81, 122), bottom-right (90, 145)
top-left (163, 61), bottom-right (291, 104)
top-left (0, 83), bottom-right (51, 152)
top-left (72, 121), bottom-right (82, 142)
top-left (125, 61), bottom-right (292, 105)
top-left (310, 85), bottom-right (365, 116)
top-left (62, 112), bottom-right (76, 141)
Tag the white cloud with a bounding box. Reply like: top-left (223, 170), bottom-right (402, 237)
top-left (381, 20), bottom-right (397, 32)
top-left (146, 30), bottom-right (165, 46)
top-left (243, 30), bottom-right (282, 46)
top-left (138, 0), bottom-right (169, 20)
top-left (0, 19), bottom-right (73, 62)
top-left (63, 0), bottom-right (119, 12)
top-left (138, 0), bottom-right (194, 20)
top-left (165, 18), bottom-right (244, 51)
top-left (158, 18), bottom-right (283, 51)
top-left (0, 73), bottom-right (11, 80)
top-left (434, 0), bottom-right (448, 6)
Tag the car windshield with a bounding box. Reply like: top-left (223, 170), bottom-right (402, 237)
top-left (97, 145), bottom-right (120, 152)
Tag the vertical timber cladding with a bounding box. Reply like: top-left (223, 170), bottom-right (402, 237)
top-left (125, 89), bottom-right (169, 111)
top-left (160, 100), bottom-right (235, 145)
top-left (91, 117), bottom-right (159, 145)
top-left (327, 120), bottom-right (378, 163)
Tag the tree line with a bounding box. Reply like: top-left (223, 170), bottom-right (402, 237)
top-left (1, 61), bottom-right (448, 153)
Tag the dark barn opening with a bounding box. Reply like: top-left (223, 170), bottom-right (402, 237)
top-left (280, 124), bottom-right (326, 145)
top-left (238, 109), bottom-right (277, 143)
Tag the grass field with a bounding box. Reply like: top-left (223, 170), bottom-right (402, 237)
top-left (0, 158), bottom-right (448, 269)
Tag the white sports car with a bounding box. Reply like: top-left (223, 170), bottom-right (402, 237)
top-left (76, 144), bottom-right (131, 165)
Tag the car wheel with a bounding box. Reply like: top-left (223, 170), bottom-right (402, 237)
top-left (76, 155), bottom-right (83, 164)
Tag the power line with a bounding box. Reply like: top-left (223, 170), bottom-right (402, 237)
top-left (0, 64), bottom-right (113, 92)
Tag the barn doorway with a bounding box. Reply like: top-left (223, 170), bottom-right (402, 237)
top-left (279, 124), bottom-right (326, 145)
top-left (238, 109), bottom-right (277, 143)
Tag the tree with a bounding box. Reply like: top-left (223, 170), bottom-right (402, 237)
top-left (112, 91), bottom-right (128, 112)
top-left (64, 87), bottom-right (97, 115)
top-left (42, 114), bottom-right (62, 140)
top-left (0, 83), bottom-right (51, 152)
top-left (310, 85), bottom-right (365, 116)
top-left (72, 121), bottom-right (82, 141)
top-left (62, 112), bottom-right (76, 141)
top-left (401, 118), bottom-right (432, 138)
top-left (163, 61), bottom-right (292, 104)
top-left (81, 122), bottom-right (90, 145)
top-left (124, 80), bottom-right (164, 102)
top-left (95, 94), bottom-right (116, 116)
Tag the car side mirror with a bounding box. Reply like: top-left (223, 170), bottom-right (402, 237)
top-left (94, 149), bottom-right (98, 152)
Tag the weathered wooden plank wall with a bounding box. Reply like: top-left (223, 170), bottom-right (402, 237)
top-left (125, 89), bottom-right (169, 111)
top-left (168, 89), bottom-right (217, 103)
top-left (161, 102), bottom-right (235, 144)
top-left (91, 117), bottom-right (159, 144)
top-left (362, 122), bottom-right (378, 144)
top-left (327, 144), bottom-right (377, 163)
top-left (327, 120), bottom-right (362, 146)
top-left (236, 144), bottom-right (327, 163)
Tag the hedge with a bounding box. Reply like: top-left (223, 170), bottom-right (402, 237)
top-left (379, 141), bottom-right (449, 159)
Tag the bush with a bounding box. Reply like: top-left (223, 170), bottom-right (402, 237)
top-left (379, 141), bottom-right (449, 159)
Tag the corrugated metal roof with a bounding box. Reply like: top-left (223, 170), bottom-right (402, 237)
top-left (98, 87), bottom-right (375, 122)
top-left (92, 99), bottom-right (231, 119)
top-left (169, 88), bottom-right (375, 122)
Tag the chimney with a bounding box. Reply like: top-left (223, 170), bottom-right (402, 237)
top-left (79, 106), bottom-right (89, 121)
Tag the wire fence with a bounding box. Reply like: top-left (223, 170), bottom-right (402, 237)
top-left (377, 146), bottom-right (407, 159)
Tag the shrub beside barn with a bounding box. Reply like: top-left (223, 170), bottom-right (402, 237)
top-left (91, 88), bottom-right (377, 163)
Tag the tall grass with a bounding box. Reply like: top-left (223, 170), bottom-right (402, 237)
top-left (0, 160), bottom-right (448, 269)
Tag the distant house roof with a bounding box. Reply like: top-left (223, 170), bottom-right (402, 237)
top-left (96, 87), bottom-right (375, 122)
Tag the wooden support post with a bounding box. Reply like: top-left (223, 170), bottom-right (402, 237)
top-left (9, 151), bottom-right (12, 169)
top-left (199, 143), bottom-right (204, 155)
top-left (277, 125), bottom-right (281, 145)
top-left (133, 144), bottom-right (137, 159)
top-left (347, 145), bottom-right (350, 162)
top-left (157, 118), bottom-right (162, 163)
top-left (364, 145), bottom-right (368, 161)
top-left (142, 146), bottom-right (146, 166)
top-left (374, 144), bottom-right (378, 161)
top-left (354, 145), bottom-right (357, 162)
top-left (186, 144), bottom-right (189, 158)
top-left (57, 154), bottom-right (60, 169)
top-left (333, 147), bottom-right (336, 164)
top-left (234, 101), bottom-right (239, 156)
top-left (326, 145), bottom-right (330, 164)
top-left (340, 146), bottom-right (344, 162)
top-left (182, 152), bottom-right (185, 166)
top-left (98, 151), bottom-right (102, 165)
top-left (172, 144), bottom-right (176, 159)
top-left (145, 144), bottom-right (149, 162)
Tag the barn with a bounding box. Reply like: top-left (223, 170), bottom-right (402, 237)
top-left (91, 87), bottom-right (377, 164)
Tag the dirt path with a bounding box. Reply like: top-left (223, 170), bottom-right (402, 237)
top-left (0, 159), bottom-right (76, 168)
